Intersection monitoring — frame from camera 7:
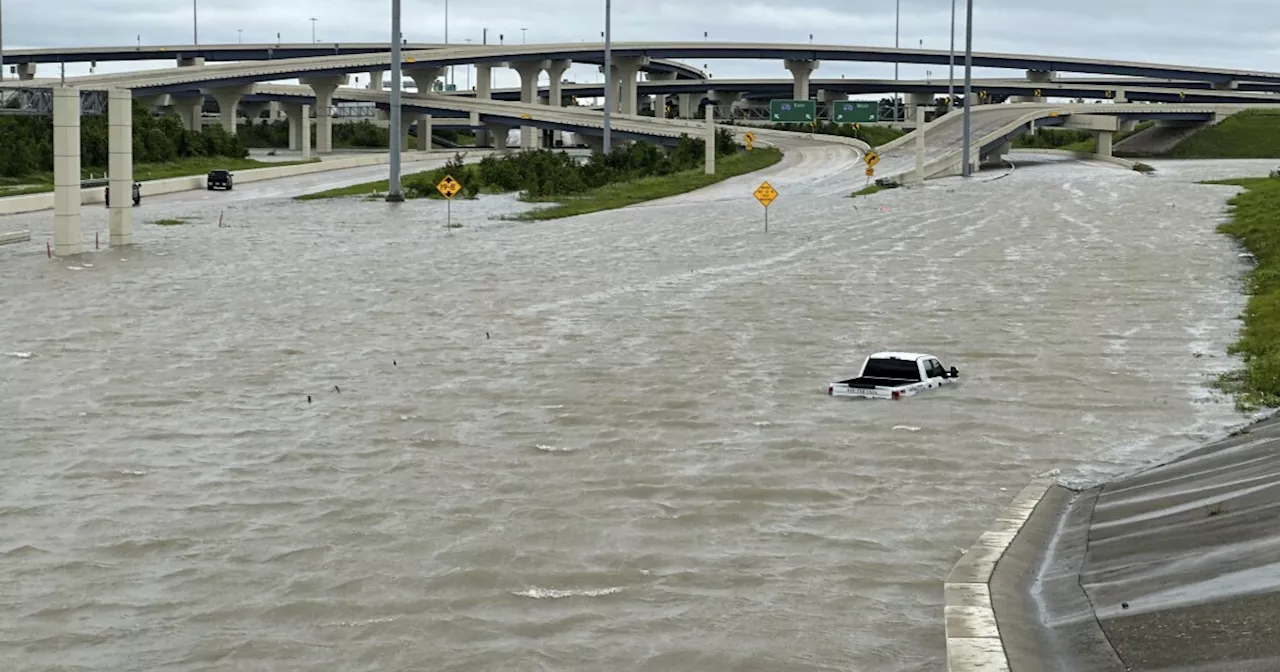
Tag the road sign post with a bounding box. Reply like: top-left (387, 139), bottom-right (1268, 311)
top-left (832, 100), bottom-right (877, 124)
top-left (744, 131), bottom-right (756, 151)
top-left (769, 99), bottom-right (816, 124)
top-left (753, 180), bottom-right (778, 232)
top-left (436, 174), bottom-right (462, 231)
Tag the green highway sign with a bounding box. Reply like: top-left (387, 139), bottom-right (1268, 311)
top-left (769, 99), bottom-right (817, 123)
top-left (832, 100), bottom-right (878, 124)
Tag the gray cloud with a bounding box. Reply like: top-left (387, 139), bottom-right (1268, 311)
top-left (5, 0), bottom-right (1279, 87)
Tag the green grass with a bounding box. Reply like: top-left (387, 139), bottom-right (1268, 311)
top-left (149, 217), bottom-right (196, 226)
top-left (1164, 110), bottom-right (1280, 158)
top-left (2, 156), bottom-right (317, 197)
top-left (1201, 176), bottom-right (1280, 409)
top-left (851, 184), bottom-right (885, 198)
top-left (296, 180), bottom-right (392, 200)
top-left (516, 148), bottom-right (784, 221)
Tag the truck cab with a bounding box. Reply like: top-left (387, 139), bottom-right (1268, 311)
top-left (828, 352), bottom-right (960, 400)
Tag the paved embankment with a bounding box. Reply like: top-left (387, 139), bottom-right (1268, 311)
top-left (951, 414), bottom-right (1280, 671)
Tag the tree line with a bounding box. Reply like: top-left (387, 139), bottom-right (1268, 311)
top-left (0, 101), bottom-right (248, 180)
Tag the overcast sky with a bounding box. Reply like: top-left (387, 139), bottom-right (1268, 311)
top-left (6, 0), bottom-right (1280, 89)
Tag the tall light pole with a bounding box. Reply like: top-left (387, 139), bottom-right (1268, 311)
top-left (309, 17), bottom-right (318, 43)
top-left (444, 0), bottom-right (452, 89)
top-left (193, 0), bottom-right (199, 45)
top-left (948, 0), bottom-right (957, 111)
top-left (387, 0), bottom-right (404, 202)
top-left (603, 0), bottom-right (613, 153)
top-left (238, 29), bottom-right (243, 44)
top-left (961, 0), bottom-right (974, 178)
top-left (893, 0), bottom-right (900, 123)
top-left (521, 28), bottom-right (527, 44)
top-left (0, 0), bottom-right (5, 82)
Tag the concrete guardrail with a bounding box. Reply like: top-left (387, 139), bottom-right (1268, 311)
top-left (0, 230), bottom-right (32, 245)
top-left (943, 478), bottom-right (1052, 672)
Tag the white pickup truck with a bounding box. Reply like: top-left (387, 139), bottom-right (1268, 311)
top-left (828, 352), bottom-right (960, 400)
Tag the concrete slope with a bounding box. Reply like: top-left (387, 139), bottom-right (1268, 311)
top-left (1114, 122), bottom-right (1213, 157)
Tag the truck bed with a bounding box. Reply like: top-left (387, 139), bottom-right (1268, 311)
top-left (836, 376), bottom-right (920, 389)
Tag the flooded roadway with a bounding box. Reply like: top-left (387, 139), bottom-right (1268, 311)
top-left (0, 142), bottom-right (1261, 671)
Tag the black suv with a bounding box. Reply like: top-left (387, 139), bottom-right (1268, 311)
top-left (104, 181), bottom-right (142, 207)
top-left (207, 170), bottom-right (234, 191)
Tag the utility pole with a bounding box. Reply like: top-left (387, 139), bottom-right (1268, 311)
top-left (0, 0), bottom-right (5, 82)
top-left (310, 17), bottom-right (318, 44)
top-left (893, 0), bottom-right (900, 124)
top-left (603, 0), bottom-right (613, 153)
top-left (387, 0), bottom-right (404, 201)
top-left (961, 0), bottom-right (974, 177)
top-left (521, 28), bottom-right (527, 44)
top-left (948, 0), bottom-right (957, 111)
top-left (238, 29), bottom-right (243, 44)
top-left (444, 0), bottom-right (451, 89)
top-left (193, 0), bottom-right (199, 45)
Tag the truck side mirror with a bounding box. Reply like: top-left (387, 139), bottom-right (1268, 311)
top-left (950, 366), bottom-right (959, 378)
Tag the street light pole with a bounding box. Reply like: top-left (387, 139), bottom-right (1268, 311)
top-left (238, 29), bottom-right (243, 44)
top-left (961, 0), bottom-right (974, 178)
top-left (445, 0), bottom-right (452, 88)
top-left (894, 0), bottom-right (900, 123)
top-left (310, 17), bottom-right (317, 43)
top-left (603, 0), bottom-right (613, 153)
top-left (193, 0), bottom-right (199, 45)
top-left (521, 28), bottom-right (527, 44)
top-left (948, 0), bottom-right (956, 111)
top-left (387, 0), bottom-right (404, 201)
top-left (0, 0), bottom-right (5, 82)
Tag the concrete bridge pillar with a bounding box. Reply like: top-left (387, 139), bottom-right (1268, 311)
top-left (1213, 80), bottom-right (1239, 91)
top-left (486, 123), bottom-right (513, 153)
top-left (545, 59), bottom-right (571, 106)
top-left (283, 103), bottom-right (312, 158)
top-left (612, 56), bottom-right (650, 115)
top-left (177, 56), bottom-right (206, 68)
top-left (399, 114), bottom-right (415, 149)
top-left (106, 89), bottom-right (135, 247)
top-left (905, 91), bottom-right (933, 116)
top-left (206, 85), bottom-right (254, 134)
top-left (473, 63), bottom-right (492, 138)
top-left (677, 93), bottom-right (696, 119)
top-left (1096, 130), bottom-right (1114, 157)
top-left (15, 63), bottom-right (37, 80)
top-left (581, 134), bottom-right (604, 154)
top-left (406, 66), bottom-right (445, 94)
top-left (708, 90), bottom-right (742, 119)
top-left (136, 93), bottom-right (171, 112)
top-left (169, 94), bottom-right (204, 131)
top-left (1025, 69), bottom-right (1056, 83)
top-left (509, 60), bottom-right (547, 149)
top-left (239, 102), bottom-right (268, 123)
top-left (300, 75), bottom-right (346, 154)
top-left (418, 114), bottom-right (433, 151)
top-left (368, 70), bottom-right (385, 90)
top-left (53, 87), bottom-right (84, 256)
top-left (783, 59), bottom-right (820, 100)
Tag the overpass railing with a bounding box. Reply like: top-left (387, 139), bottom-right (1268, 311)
top-left (0, 88), bottom-right (107, 116)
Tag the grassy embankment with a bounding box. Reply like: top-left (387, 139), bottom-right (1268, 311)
top-left (518, 148), bottom-right (783, 221)
top-left (1203, 176), bottom-right (1280, 409)
top-left (0, 157), bottom-right (317, 198)
top-left (1164, 110), bottom-right (1280, 158)
top-left (1012, 121), bottom-right (1154, 154)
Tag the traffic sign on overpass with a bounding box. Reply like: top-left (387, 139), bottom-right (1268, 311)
top-left (832, 100), bottom-right (876, 124)
top-left (770, 99), bottom-right (816, 123)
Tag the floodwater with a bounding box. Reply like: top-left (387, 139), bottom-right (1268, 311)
top-left (0, 144), bottom-right (1264, 671)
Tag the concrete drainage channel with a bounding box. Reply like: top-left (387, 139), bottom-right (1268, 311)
top-left (943, 478), bottom-right (1053, 671)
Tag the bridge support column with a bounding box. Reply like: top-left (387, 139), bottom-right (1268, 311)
top-left (486, 123), bottom-right (512, 153)
top-left (1213, 80), bottom-right (1239, 91)
top-left (240, 102), bottom-right (268, 123)
top-left (206, 85), bottom-right (254, 134)
top-left (283, 103), bottom-right (311, 158)
top-left (171, 94), bottom-right (204, 131)
top-left (136, 94), bottom-right (171, 112)
top-left (708, 90), bottom-right (742, 119)
top-left (704, 104), bottom-right (716, 175)
top-left (300, 75), bottom-right (346, 154)
top-left (107, 89), bottom-right (134, 247)
top-left (177, 56), bottom-right (206, 68)
top-left (15, 63), bottom-right (37, 80)
top-left (368, 70), bottom-right (385, 90)
top-left (783, 59), bottom-right (820, 100)
top-left (509, 60), bottom-right (547, 149)
top-left (544, 59), bottom-right (572, 146)
top-left (1095, 130), bottom-right (1113, 157)
top-left (677, 93), bottom-right (696, 119)
top-left (406, 67), bottom-right (445, 94)
top-left (911, 105), bottom-right (926, 185)
top-left (581, 134), bottom-right (604, 154)
top-left (611, 56), bottom-right (649, 116)
top-left (905, 92), bottom-right (933, 119)
top-left (418, 114), bottom-right (433, 151)
top-left (52, 87), bottom-right (83, 257)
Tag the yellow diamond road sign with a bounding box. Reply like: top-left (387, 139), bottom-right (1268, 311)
top-left (864, 151), bottom-right (880, 167)
top-left (436, 174), bottom-right (461, 199)
top-left (744, 131), bottom-right (756, 143)
top-left (865, 166), bottom-right (876, 177)
top-left (754, 181), bottom-right (778, 207)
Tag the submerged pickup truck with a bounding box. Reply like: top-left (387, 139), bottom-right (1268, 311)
top-left (828, 352), bottom-right (960, 400)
